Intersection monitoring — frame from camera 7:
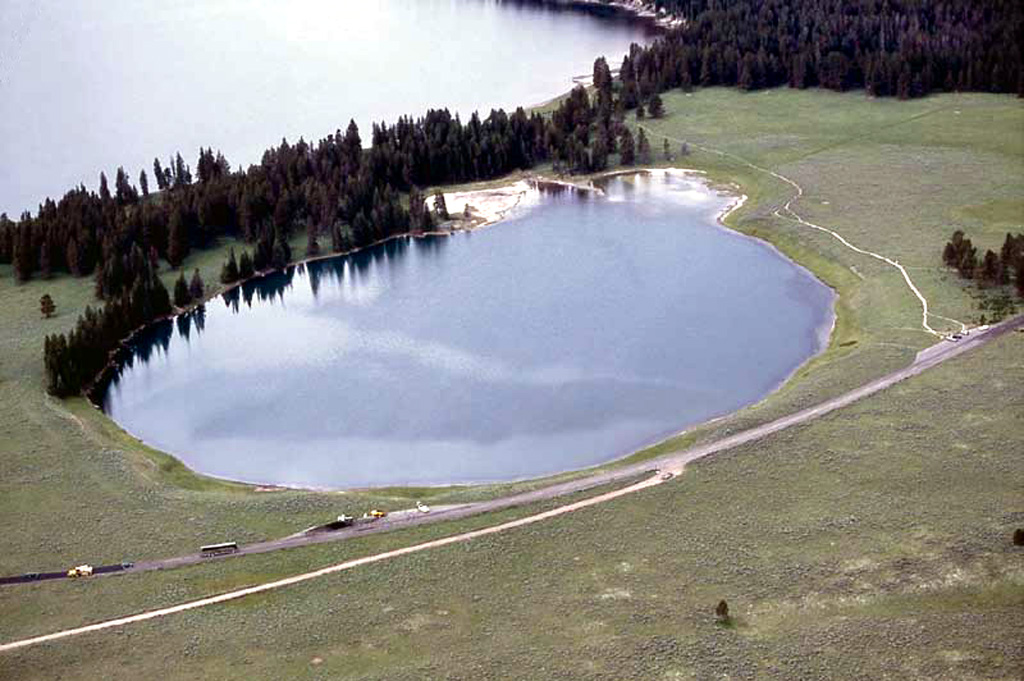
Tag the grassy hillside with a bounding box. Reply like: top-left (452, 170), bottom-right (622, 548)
top-left (0, 88), bottom-right (1022, 678)
top-left (619, 88), bottom-right (1024, 461)
top-left (3, 302), bottom-right (1021, 680)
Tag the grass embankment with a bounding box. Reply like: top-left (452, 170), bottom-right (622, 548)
top-left (0, 88), bottom-right (1021, 678)
top-left (2, 320), bottom-right (1021, 679)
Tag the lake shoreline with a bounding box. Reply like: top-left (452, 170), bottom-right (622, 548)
top-left (94, 166), bottom-right (836, 492)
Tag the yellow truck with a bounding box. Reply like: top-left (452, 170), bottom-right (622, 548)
top-left (67, 565), bottom-right (93, 578)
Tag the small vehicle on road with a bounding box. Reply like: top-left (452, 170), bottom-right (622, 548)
top-left (364, 509), bottom-right (387, 519)
top-left (660, 472), bottom-right (674, 481)
top-left (416, 501), bottom-right (431, 513)
top-left (336, 514), bottom-right (354, 526)
top-left (200, 542), bottom-right (239, 556)
top-left (67, 565), bottom-right (93, 578)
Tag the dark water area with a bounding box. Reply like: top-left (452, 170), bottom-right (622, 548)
top-left (0, 0), bottom-right (656, 216)
top-left (100, 174), bottom-right (834, 488)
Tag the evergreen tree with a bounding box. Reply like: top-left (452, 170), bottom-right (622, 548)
top-left (980, 250), bottom-right (1001, 285)
top-left (648, 93), bottom-right (665, 118)
top-left (270, 229), bottom-right (291, 270)
top-left (39, 242), bottom-right (51, 279)
top-left (593, 56), bottom-right (614, 114)
top-left (167, 208), bottom-right (188, 267)
top-left (139, 169), bottom-right (149, 197)
top-left (238, 250), bottom-right (254, 279)
top-left (99, 172), bottom-right (111, 203)
top-left (40, 294), bottom-right (56, 318)
top-left (188, 268), bottom-right (205, 301)
top-left (114, 166), bottom-right (138, 205)
top-left (173, 153), bottom-right (191, 187)
top-left (620, 128), bottom-right (636, 165)
top-left (663, 137), bottom-right (672, 161)
top-left (306, 228), bottom-right (320, 256)
top-left (153, 158), bottom-right (167, 191)
top-left (220, 248), bottom-right (240, 284)
top-left (590, 133), bottom-right (609, 172)
top-left (173, 271), bottom-right (191, 307)
top-left (637, 128), bottom-right (652, 165)
top-left (13, 222), bottom-right (33, 282)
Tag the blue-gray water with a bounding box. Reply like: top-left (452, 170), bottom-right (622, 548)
top-left (101, 174), bottom-right (834, 488)
top-left (0, 0), bottom-right (655, 216)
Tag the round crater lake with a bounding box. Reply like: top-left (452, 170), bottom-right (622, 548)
top-left (100, 173), bottom-right (834, 488)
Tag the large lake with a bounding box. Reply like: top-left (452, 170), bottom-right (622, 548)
top-left (0, 0), bottom-right (655, 216)
top-left (101, 174), bottom-right (834, 488)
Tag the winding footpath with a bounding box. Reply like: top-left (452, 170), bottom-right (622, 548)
top-left (638, 123), bottom-right (967, 336)
top-left (1, 314), bottom-right (1021, 654)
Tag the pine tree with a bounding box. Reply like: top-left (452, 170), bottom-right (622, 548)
top-left (238, 250), bottom-right (254, 279)
top-left (637, 128), bottom-right (652, 165)
top-left (99, 172), bottom-right (111, 202)
top-left (139, 169), bottom-right (149, 197)
top-left (39, 242), bottom-right (51, 279)
top-left (40, 294), bottom-right (56, 318)
top-left (189, 268), bottom-right (205, 301)
top-left (649, 93), bottom-right (665, 118)
top-left (115, 166), bottom-right (138, 205)
top-left (620, 128), bottom-right (636, 165)
top-left (220, 248), bottom-right (240, 284)
top-left (153, 158), bottom-right (168, 191)
top-left (306, 228), bottom-right (320, 257)
top-left (167, 208), bottom-right (188, 267)
top-left (173, 271), bottom-right (191, 308)
top-left (663, 137), bottom-right (672, 161)
top-left (980, 250), bottom-right (1001, 285)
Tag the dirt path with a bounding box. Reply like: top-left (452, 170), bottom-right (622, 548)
top-left (1, 315), bottom-right (1020, 653)
top-left (637, 123), bottom-right (967, 337)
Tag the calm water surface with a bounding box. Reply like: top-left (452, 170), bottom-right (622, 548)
top-left (0, 0), bottom-right (654, 215)
top-left (102, 174), bottom-right (834, 488)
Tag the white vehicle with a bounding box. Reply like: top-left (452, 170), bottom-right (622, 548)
top-left (416, 500), bottom-right (431, 513)
top-left (67, 564), bottom-right (93, 578)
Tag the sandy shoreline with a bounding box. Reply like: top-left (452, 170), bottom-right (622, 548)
top-left (437, 167), bottom-right (731, 232)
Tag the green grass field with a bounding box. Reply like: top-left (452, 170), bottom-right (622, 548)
top-left (1, 88), bottom-right (1022, 679)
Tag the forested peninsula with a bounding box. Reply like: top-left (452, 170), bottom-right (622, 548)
top-left (1, 0), bottom-right (1020, 398)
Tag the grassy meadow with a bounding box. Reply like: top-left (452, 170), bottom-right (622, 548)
top-left (0, 88), bottom-right (1022, 679)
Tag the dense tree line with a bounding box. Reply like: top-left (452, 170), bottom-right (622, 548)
top-left (44, 258), bottom-right (171, 396)
top-left (540, 0), bottom-right (1022, 98)
top-left (17, 98), bottom-right (613, 396)
top-left (943, 230), bottom-right (1024, 297)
